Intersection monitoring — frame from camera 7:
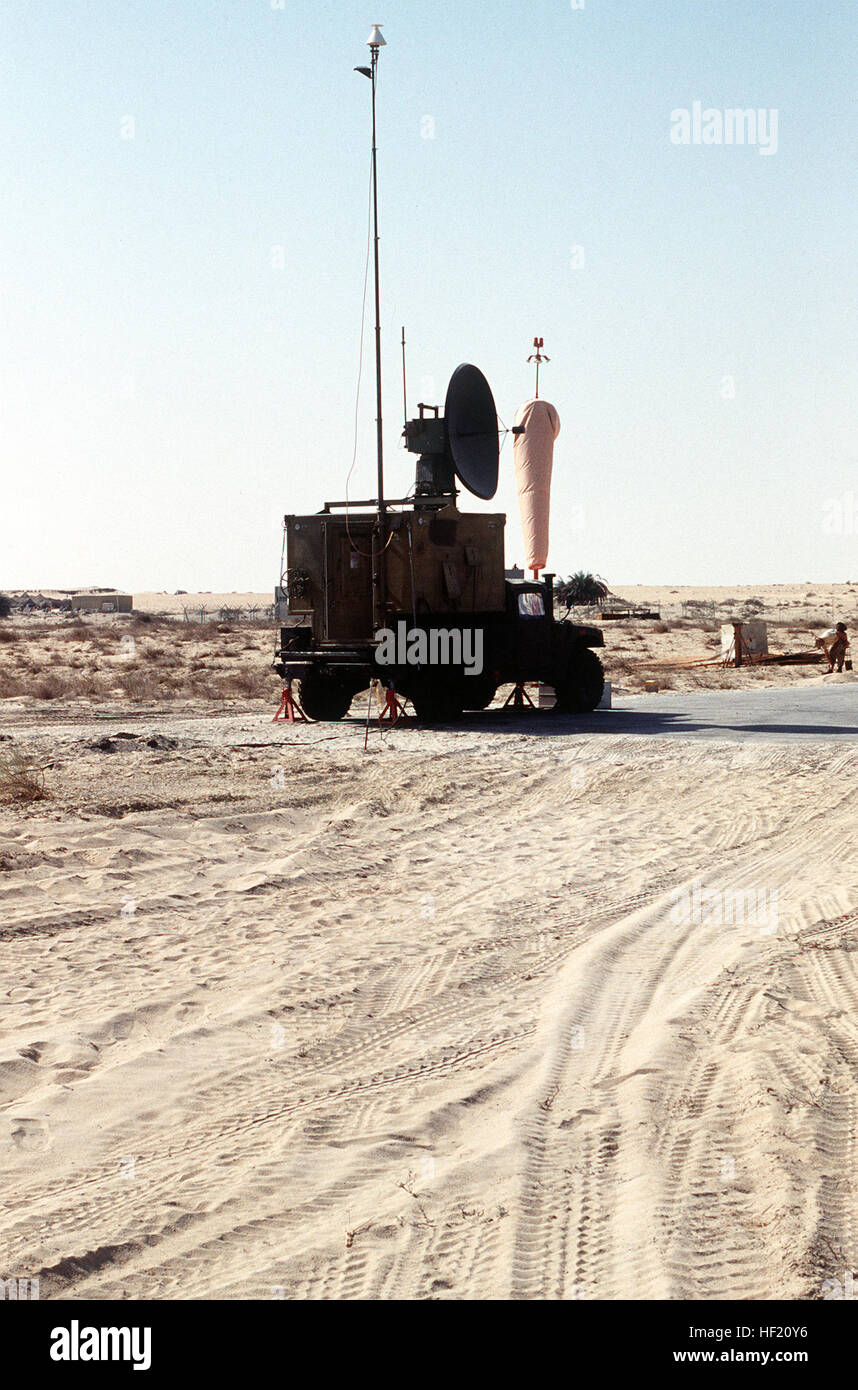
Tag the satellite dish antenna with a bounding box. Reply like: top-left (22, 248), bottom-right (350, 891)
top-left (444, 364), bottom-right (500, 500)
top-left (403, 361), bottom-right (500, 502)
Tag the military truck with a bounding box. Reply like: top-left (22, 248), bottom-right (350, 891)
top-left (273, 365), bottom-right (604, 723)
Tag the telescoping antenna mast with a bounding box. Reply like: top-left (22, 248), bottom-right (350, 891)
top-left (355, 26), bottom-right (388, 628)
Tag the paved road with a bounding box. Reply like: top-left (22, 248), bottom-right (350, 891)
top-left (440, 683), bottom-right (858, 742)
top-left (27, 686), bottom-right (844, 747)
top-left (577, 683), bottom-right (858, 742)
top-left (357, 682), bottom-right (858, 742)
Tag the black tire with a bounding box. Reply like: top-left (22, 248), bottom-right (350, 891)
top-left (462, 676), bottom-right (497, 711)
top-left (296, 673), bottom-right (356, 722)
top-left (410, 680), bottom-right (465, 724)
top-left (551, 648), bottom-right (605, 713)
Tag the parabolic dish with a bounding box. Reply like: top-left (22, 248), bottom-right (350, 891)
top-left (444, 364), bottom-right (500, 501)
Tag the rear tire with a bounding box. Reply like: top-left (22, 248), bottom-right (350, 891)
top-left (296, 673), bottom-right (356, 722)
top-left (551, 649), bottom-right (605, 713)
top-left (462, 676), bottom-right (497, 711)
top-left (410, 680), bottom-right (465, 724)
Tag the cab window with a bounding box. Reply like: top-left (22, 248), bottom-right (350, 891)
top-left (518, 592), bottom-right (545, 618)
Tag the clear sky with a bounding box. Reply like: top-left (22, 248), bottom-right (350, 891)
top-left (2, 0), bottom-right (856, 593)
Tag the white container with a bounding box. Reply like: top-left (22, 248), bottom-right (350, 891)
top-left (720, 620), bottom-right (768, 663)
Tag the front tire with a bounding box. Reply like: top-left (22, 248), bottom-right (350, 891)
top-left (551, 649), bottom-right (605, 713)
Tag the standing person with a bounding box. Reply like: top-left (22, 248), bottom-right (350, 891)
top-left (825, 623), bottom-right (849, 673)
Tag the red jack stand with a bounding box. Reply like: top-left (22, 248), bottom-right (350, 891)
top-left (379, 685), bottom-right (409, 726)
top-left (503, 683), bottom-right (537, 711)
top-left (272, 681), bottom-right (309, 724)
top-left (364, 682), bottom-right (410, 750)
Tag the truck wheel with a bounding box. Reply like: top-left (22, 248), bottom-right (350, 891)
top-left (296, 674), bottom-right (355, 722)
top-left (462, 677), bottom-right (497, 711)
top-left (411, 683), bottom-right (464, 724)
top-left (552, 649), bottom-right (605, 713)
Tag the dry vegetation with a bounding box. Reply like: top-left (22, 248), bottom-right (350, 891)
top-left (0, 615), bottom-right (278, 706)
top-left (0, 745), bottom-right (47, 802)
top-left (0, 589), bottom-right (852, 709)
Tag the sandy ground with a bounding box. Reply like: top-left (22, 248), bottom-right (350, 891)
top-left (1, 587), bottom-right (857, 1301)
top-left (26, 580), bottom-right (858, 625)
top-left (125, 581), bottom-right (856, 619)
top-left (2, 683), bottom-right (858, 1300)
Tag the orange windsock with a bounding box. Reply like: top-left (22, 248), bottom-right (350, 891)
top-left (513, 398), bottom-right (560, 574)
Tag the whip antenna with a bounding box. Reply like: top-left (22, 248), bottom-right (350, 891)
top-left (354, 25), bottom-right (388, 627)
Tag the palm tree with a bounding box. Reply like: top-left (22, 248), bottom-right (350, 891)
top-left (555, 571), bottom-right (609, 607)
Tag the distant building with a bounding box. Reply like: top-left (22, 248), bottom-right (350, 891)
top-left (71, 593), bottom-right (133, 614)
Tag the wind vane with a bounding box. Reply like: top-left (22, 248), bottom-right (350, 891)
top-left (527, 337), bottom-right (550, 399)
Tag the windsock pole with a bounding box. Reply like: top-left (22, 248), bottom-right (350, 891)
top-left (525, 337), bottom-right (551, 577)
top-left (527, 336), bottom-right (550, 402)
